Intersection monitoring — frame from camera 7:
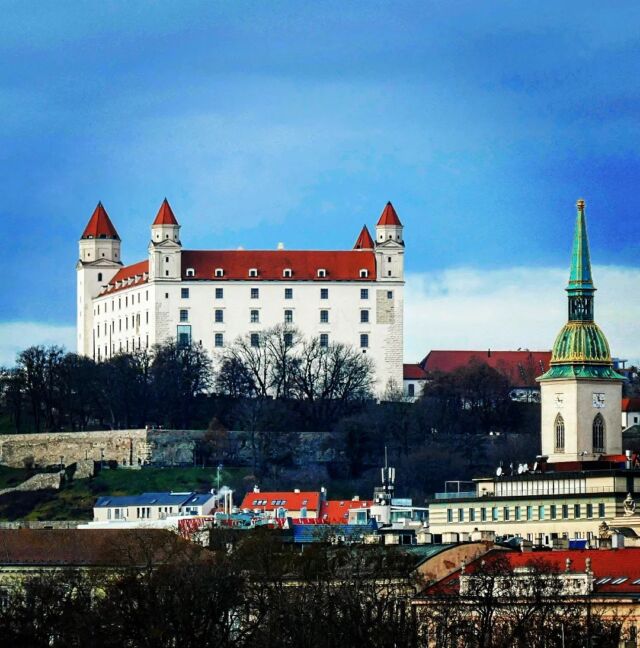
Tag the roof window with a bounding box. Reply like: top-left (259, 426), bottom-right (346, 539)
top-left (359, 269), bottom-right (369, 278)
top-left (283, 268), bottom-right (292, 278)
top-left (215, 268), bottom-right (224, 277)
top-left (595, 577), bottom-right (612, 584)
top-left (317, 269), bottom-right (326, 278)
top-left (249, 268), bottom-right (258, 277)
top-left (612, 577), bottom-right (628, 585)
top-left (186, 268), bottom-right (195, 277)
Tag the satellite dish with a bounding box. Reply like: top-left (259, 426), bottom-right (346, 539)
top-left (517, 464), bottom-right (524, 475)
top-left (496, 466), bottom-right (503, 477)
top-left (523, 463), bottom-right (529, 472)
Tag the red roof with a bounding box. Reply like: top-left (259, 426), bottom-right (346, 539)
top-left (240, 491), bottom-right (321, 514)
top-left (81, 202), bottom-right (120, 240)
top-left (428, 548), bottom-right (640, 596)
top-left (377, 201), bottom-right (402, 226)
top-left (421, 350), bottom-right (552, 387)
top-left (622, 398), bottom-right (640, 413)
top-left (101, 260), bottom-right (149, 295)
top-left (152, 198), bottom-right (179, 226)
top-left (320, 499), bottom-right (372, 523)
top-left (404, 363), bottom-right (428, 380)
top-left (353, 225), bottom-right (375, 250)
top-left (181, 250), bottom-right (375, 281)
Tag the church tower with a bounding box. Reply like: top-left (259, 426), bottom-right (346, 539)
top-left (538, 199), bottom-right (624, 462)
top-left (76, 202), bottom-right (122, 356)
top-left (148, 198), bottom-right (182, 281)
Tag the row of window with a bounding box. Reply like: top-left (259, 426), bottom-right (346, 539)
top-left (181, 287), bottom-right (381, 301)
top-left (96, 312), bottom-right (147, 338)
top-left (182, 266), bottom-right (371, 279)
top-left (179, 308), bottom-right (372, 325)
top-left (96, 336), bottom-right (149, 361)
top-left (555, 413), bottom-right (605, 453)
top-left (209, 331), bottom-right (367, 349)
top-left (96, 290), bottom-right (148, 315)
top-left (446, 502), bottom-right (606, 523)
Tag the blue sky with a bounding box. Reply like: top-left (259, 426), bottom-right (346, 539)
top-left (1, 2), bottom-right (639, 364)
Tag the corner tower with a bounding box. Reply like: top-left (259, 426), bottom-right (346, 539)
top-left (538, 199), bottom-right (623, 462)
top-left (375, 201), bottom-right (404, 282)
top-left (148, 199), bottom-right (182, 281)
top-left (76, 202), bottom-right (122, 356)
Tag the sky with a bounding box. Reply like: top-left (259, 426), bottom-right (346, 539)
top-left (1, 1), bottom-right (639, 365)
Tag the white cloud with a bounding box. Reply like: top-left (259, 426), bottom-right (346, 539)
top-left (405, 265), bottom-right (639, 365)
top-left (0, 322), bottom-right (75, 367)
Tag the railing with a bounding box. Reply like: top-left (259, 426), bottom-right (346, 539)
top-left (434, 491), bottom-right (477, 500)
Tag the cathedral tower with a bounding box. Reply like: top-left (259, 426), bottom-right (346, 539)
top-left (538, 200), bottom-right (623, 462)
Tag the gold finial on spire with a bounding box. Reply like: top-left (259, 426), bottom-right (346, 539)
top-left (576, 198), bottom-right (585, 211)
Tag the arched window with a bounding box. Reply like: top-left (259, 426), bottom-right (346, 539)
top-left (555, 414), bottom-right (565, 452)
top-left (593, 414), bottom-right (605, 453)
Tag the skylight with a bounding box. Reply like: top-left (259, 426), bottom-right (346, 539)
top-left (612, 577), bottom-right (628, 585)
top-left (595, 577), bottom-right (611, 584)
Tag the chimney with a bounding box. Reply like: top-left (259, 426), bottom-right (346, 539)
top-left (352, 495), bottom-right (360, 501)
top-left (277, 242), bottom-right (285, 250)
top-left (488, 348), bottom-right (491, 358)
top-left (253, 485), bottom-right (260, 493)
top-left (294, 488), bottom-right (300, 493)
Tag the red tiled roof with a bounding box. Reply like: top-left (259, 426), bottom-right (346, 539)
top-left (353, 225), bottom-right (375, 250)
top-left (181, 250), bottom-right (376, 281)
top-left (377, 201), bottom-right (402, 226)
top-left (320, 499), bottom-right (372, 523)
top-left (426, 548), bottom-right (640, 596)
top-left (421, 350), bottom-right (552, 387)
top-left (101, 260), bottom-right (149, 295)
top-left (622, 398), bottom-right (640, 413)
top-left (404, 363), bottom-right (428, 380)
top-left (240, 491), bottom-right (321, 513)
top-left (81, 202), bottom-right (120, 240)
top-left (153, 198), bottom-right (179, 226)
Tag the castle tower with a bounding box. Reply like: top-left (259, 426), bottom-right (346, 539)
top-left (375, 201), bottom-right (404, 282)
top-left (76, 202), bottom-right (122, 356)
top-left (538, 199), bottom-right (624, 462)
top-left (148, 198), bottom-right (182, 281)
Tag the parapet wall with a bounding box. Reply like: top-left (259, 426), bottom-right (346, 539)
top-left (0, 429), bottom-right (205, 469)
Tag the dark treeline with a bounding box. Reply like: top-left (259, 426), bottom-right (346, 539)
top-left (1, 332), bottom-right (543, 496)
top-left (0, 529), bottom-right (628, 648)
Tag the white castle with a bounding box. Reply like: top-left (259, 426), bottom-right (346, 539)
top-left (76, 199), bottom-right (405, 392)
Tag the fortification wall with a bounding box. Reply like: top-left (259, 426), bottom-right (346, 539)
top-left (0, 429), bottom-right (205, 469)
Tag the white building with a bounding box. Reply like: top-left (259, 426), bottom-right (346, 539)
top-left (77, 200), bottom-right (405, 392)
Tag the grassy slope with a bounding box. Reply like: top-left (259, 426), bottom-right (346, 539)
top-left (0, 466), bottom-right (251, 522)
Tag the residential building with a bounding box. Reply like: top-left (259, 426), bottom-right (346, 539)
top-left (76, 199), bottom-right (405, 392)
top-left (623, 398), bottom-right (640, 430)
top-left (403, 363), bottom-right (427, 400)
top-left (239, 488), bottom-right (322, 519)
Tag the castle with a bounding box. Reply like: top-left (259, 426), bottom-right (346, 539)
top-left (76, 199), bottom-right (405, 392)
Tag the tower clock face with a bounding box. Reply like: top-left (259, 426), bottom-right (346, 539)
top-left (593, 393), bottom-right (605, 408)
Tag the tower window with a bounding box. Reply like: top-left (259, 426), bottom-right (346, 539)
top-left (387, 270), bottom-right (392, 277)
top-left (165, 257), bottom-right (169, 263)
top-left (98, 273), bottom-right (103, 282)
top-left (387, 291), bottom-right (393, 299)
top-left (554, 414), bottom-right (565, 452)
top-left (387, 257), bottom-right (391, 263)
top-left (593, 414), bottom-right (605, 453)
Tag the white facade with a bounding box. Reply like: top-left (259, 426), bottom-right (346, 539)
top-left (77, 201), bottom-right (405, 393)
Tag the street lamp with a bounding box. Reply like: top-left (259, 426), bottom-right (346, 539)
top-left (216, 464), bottom-right (223, 492)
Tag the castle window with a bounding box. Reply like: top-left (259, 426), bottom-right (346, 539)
top-left (215, 288), bottom-right (223, 299)
top-left (554, 414), bottom-right (565, 452)
top-left (320, 288), bottom-right (329, 300)
top-left (250, 310), bottom-right (260, 323)
top-left (387, 291), bottom-right (393, 299)
top-left (320, 333), bottom-right (329, 348)
top-left (359, 269), bottom-right (368, 278)
top-left (320, 310), bottom-right (329, 324)
top-left (250, 333), bottom-right (260, 348)
top-left (593, 414), bottom-right (605, 453)
top-left (283, 268), bottom-right (292, 278)
top-left (249, 268), bottom-right (258, 277)
top-left (285, 288), bottom-right (293, 299)
top-left (284, 333), bottom-right (293, 347)
top-left (387, 270), bottom-right (392, 277)
top-left (387, 257), bottom-right (391, 263)
top-left (186, 268), bottom-right (195, 277)
top-left (98, 273), bottom-right (103, 282)
top-left (360, 310), bottom-right (369, 323)
top-left (284, 310), bottom-right (293, 324)
top-left (251, 288), bottom-right (259, 299)
top-left (181, 288), bottom-right (189, 299)
top-left (179, 309), bottom-right (189, 322)
top-left (215, 268), bottom-right (224, 277)
top-left (361, 289), bottom-right (368, 299)
top-left (317, 269), bottom-right (326, 278)
top-left (215, 333), bottom-right (224, 348)
top-left (165, 257), bottom-right (169, 263)
top-left (360, 333), bottom-right (369, 349)
top-left (215, 309), bottom-right (224, 323)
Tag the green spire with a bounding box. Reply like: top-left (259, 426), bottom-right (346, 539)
top-left (568, 199), bottom-right (594, 292)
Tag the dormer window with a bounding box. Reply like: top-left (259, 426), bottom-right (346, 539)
top-left (215, 268), bottom-right (224, 277)
top-left (283, 268), bottom-right (292, 278)
top-left (249, 268), bottom-right (258, 277)
top-left (317, 269), bottom-right (326, 278)
top-left (359, 269), bottom-right (368, 278)
top-left (186, 268), bottom-right (195, 277)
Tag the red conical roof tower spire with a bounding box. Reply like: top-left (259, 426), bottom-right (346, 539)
top-left (152, 198), bottom-right (179, 226)
top-left (81, 202), bottom-right (120, 240)
top-left (353, 225), bottom-right (375, 249)
top-left (376, 201), bottom-right (402, 226)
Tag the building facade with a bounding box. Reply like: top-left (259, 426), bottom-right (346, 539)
top-left (76, 200), bottom-right (405, 392)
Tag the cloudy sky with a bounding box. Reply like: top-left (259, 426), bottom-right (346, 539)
top-left (1, 2), bottom-right (638, 366)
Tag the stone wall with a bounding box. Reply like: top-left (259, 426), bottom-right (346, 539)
top-left (0, 429), bottom-right (205, 469)
top-left (0, 471), bottom-right (64, 496)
